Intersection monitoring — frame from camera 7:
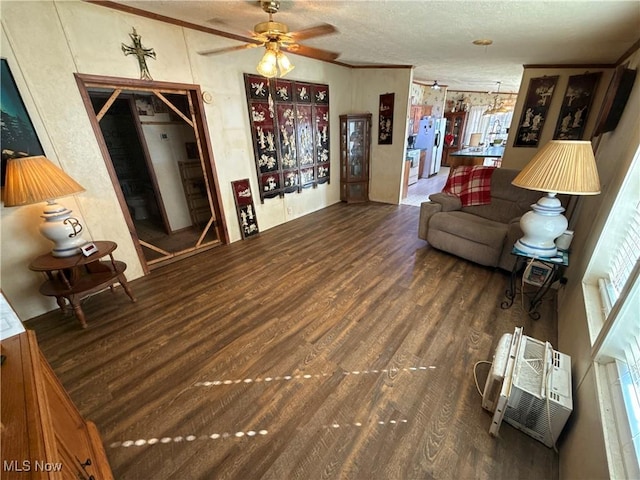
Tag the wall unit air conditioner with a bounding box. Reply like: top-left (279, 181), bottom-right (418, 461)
top-left (486, 327), bottom-right (573, 448)
top-left (482, 331), bottom-right (514, 413)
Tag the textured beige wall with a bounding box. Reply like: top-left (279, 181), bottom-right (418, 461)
top-left (501, 67), bottom-right (613, 170)
top-left (351, 68), bottom-right (413, 204)
top-left (557, 47), bottom-right (640, 480)
top-left (0, 1), bottom-right (401, 320)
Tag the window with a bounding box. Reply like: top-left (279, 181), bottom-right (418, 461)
top-left (585, 145), bottom-right (640, 478)
top-left (595, 204), bottom-right (640, 477)
top-left (463, 107), bottom-right (513, 147)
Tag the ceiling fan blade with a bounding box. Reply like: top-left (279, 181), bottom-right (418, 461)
top-left (283, 43), bottom-right (340, 61)
top-left (289, 23), bottom-right (337, 41)
top-left (198, 43), bottom-right (260, 56)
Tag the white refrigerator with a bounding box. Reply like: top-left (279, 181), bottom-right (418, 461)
top-left (415, 116), bottom-right (447, 177)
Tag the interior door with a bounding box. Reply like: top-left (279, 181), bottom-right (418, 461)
top-left (75, 75), bottom-right (228, 271)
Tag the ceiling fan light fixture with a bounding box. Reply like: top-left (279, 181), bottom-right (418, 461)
top-left (256, 48), bottom-right (278, 78)
top-left (431, 80), bottom-right (441, 90)
top-left (276, 51), bottom-right (295, 77)
top-left (257, 40), bottom-right (294, 78)
top-left (203, 0), bottom-right (335, 74)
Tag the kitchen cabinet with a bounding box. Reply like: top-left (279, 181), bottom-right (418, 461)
top-left (340, 114), bottom-right (372, 203)
top-left (409, 105), bottom-right (433, 134)
top-left (442, 111), bottom-right (467, 167)
top-left (406, 149), bottom-right (420, 185)
top-left (402, 160), bottom-right (411, 199)
top-left (402, 149), bottom-right (420, 199)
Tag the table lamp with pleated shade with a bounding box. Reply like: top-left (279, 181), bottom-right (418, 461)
top-left (512, 140), bottom-right (600, 257)
top-left (4, 155), bottom-right (88, 257)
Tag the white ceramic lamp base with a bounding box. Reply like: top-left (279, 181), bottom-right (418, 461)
top-left (515, 193), bottom-right (567, 258)
top-left (40, 201), bottom-right (87, 257)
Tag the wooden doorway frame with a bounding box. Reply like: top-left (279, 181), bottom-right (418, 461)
top-left (74, 73), bottom-right (229, 273)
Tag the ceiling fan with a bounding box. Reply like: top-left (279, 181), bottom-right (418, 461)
top-left (198, 1), bottom-right (339, 77)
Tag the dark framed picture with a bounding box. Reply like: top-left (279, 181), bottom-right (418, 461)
top-left (134, 94), bottom-right (154, 116)
top-left (378, 92), bottom-right (394, 144)
top-left (593, 65), bottom-right (637, 136)
top-left (553, 72), bottom-right (602, 140)
top-left (513, 76), bottom-right (559, 147)
top-left (151, 95), bottom-right (169, 114)
top-left (1, 58), bottom-right (45, 186)
top-left (231, 179), bottom-right (259, 238)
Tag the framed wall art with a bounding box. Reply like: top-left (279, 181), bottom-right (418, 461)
top-left (1, 59), bottom-right (45, 186)
top-left (244, 74), bottom-right (330, 202)
top-left (553, 72), bottom-right (602, 140)
top-left (231, 179), bottom-right (259, 239)
top-left (593, 65), bottom-right (637, 137)
top-left (378, 92), bottom-right (394, 144)
top-left (312, 84), bottom-right (330, 184)
top-left (513, 76), bottom-right (559, 147)
top-left (134, 94), bottom-right (154, 116)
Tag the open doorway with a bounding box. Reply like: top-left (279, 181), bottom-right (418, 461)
top-left (401, 166), bottom-right (449, 207)
top-left (76, 75), bottom-right (228, 271)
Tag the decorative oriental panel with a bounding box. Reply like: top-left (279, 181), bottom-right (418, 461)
top-left (244, 74), bottom-right (330, 202)
top-left (553, 72), bottom-right (602, 140)
top-left (231, 179), bottom-right (259, 239)
top-left (513, 76), bottom-right (558, 148)
top-left (378, 92), bottom-right (394, 144)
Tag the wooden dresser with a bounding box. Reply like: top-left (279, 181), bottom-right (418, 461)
top-left (1, 331), bottom-right (113, 479)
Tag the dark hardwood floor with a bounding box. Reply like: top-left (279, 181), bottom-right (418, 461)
top-left (27, 202), bottom-right (559, 480)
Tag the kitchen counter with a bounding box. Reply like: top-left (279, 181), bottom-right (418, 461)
top-left (448, 145), bottom-right (504, 168)
top-left (450, 145), bottom-right (505, 158)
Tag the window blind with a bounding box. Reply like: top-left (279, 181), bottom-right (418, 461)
top-left (610, 201), bottom-right (640, 301)
top-left (597, 201), bottom-right (640, 472)
top-left (598, 201), bottom-right (640, 316)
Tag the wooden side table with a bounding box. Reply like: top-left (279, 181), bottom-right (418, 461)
top-left (29, 240), bottom-right (136, 328)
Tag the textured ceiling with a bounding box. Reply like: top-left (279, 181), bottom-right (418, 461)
top-left (111, 0), bottom-right (640, 93)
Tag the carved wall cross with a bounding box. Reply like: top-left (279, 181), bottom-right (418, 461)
top-left (121, 28), bottom-right (156, 80)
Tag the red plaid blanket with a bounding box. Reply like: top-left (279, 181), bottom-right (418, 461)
top-left (443, 165), bottom-right (496, 206)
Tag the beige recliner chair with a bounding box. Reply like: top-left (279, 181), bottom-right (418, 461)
top-left (418, 168), bottom-right (562, 271)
